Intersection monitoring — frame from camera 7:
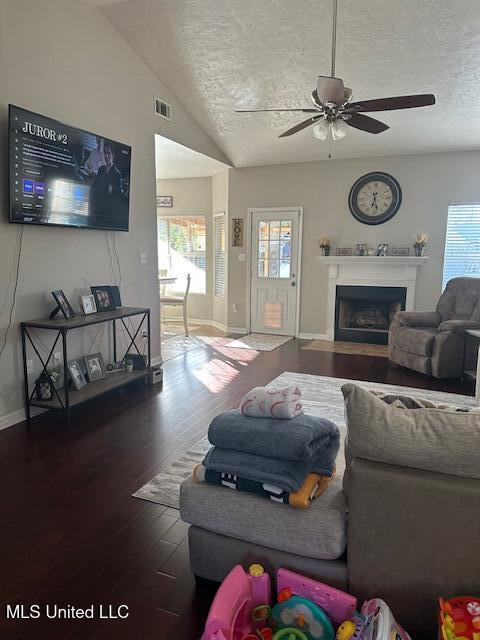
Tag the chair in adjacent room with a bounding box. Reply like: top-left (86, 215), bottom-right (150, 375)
top-left (160, 273), bottom-right (191, 336)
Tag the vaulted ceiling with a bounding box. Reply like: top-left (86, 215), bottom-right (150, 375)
top-left (92, 0), bottom-right (480, 167)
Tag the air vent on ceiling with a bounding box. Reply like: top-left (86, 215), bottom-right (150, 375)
top-left (154, 98), bottom-right (172, 121)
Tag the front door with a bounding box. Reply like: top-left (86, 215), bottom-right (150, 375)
top-left (250, 208), bottom-right (301, 335)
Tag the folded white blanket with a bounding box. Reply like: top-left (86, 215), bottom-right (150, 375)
top-left (239, 385), bottom-right (303, 419)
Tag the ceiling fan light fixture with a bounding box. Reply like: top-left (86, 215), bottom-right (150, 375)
top-left (312, 119), bottom-right (330, 140)
top-left (331, 118), bottom-right (349, 140)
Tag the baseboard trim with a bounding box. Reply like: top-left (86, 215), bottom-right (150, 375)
top-left (227, 327), bottom-right (248, 334)
top-left (298, 332), bottom-right (328, 340)
top-left (0, 406), bottom-right (44, 431)
top-left (162, 317), bottom-right (246, 334)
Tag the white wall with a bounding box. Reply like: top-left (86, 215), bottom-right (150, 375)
top-left (0, 0), bottom-right (228, 426)
top-left (212, 170), bottom-right (229, 329)
top-left (157, 177), bottom-right (213, 321)
top-left (227, 151), bottom-right (480, 334)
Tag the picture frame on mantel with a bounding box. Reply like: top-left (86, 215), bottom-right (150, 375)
top-left (157, 195), bottom-right (173, 207)
top-left (391, 247), bottom-right (410, 256)
top-left (335, 247), bottom-right (352, 256)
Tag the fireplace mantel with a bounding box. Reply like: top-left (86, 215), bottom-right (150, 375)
top-left (319, 255), bottom-right (429, 340)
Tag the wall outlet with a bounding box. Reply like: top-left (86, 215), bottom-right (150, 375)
top-left (140, 252), bottom-right (147, 264)
top-left (238, 253), bottom-right (246, 262)
top-left (26, 360), bottom-right (33, 375)
top-left (232, 303), bottom-right (239, 313)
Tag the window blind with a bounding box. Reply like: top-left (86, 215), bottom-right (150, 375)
top-left (443, 203), bottom-right (480, 289)
top-left (214, 214), bottom-right (225, 297)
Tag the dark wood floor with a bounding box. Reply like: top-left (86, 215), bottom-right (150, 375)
top-left (0, 339), bottom-right (472, 639)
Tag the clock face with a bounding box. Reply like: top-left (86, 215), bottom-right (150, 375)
top-left (348, 172), bottom-right (402, 225)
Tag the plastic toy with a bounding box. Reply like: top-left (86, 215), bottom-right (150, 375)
top-left (439, 596), bottom-right (480, 640)
top-left (270, 595), bottom-right (334, 640)
top-left (277, 569), bottom-right (357, 625)
top-left (200, 564), bottom-right (271, 640)
top-left (336, 598), bottom-right (411, 640)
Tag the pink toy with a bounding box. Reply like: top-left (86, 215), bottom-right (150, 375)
top-left (276, 568), bottom-right (357, 625)
top-left (201, 564), bottom-right (271, 640)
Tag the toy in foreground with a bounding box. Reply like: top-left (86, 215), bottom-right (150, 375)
top-left (439, 596), bottom-right (480, 640)
top-left (201, 564), bottom-right (410, 640)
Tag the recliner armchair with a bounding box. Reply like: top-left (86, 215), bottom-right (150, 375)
top-left (389, 277), bottom-right (480, 378)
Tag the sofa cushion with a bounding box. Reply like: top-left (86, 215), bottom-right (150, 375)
top-left (342, 383), bottom-right (480, 491)
top-left (394, 326), bottom-right (438, 356)
top-left (180, 476), bottom-right (347, 561)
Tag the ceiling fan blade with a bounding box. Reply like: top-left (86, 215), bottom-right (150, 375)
top-left (345, 112), bottom-right (389, 134)
top-left (349, 94), bottom-right (435, 112)
top-left (312, 89), bottom-right (323, 107)
top-left (279, 116), bottom-right (321, 138)
top-left (236, 108), bottom-right (319, 113)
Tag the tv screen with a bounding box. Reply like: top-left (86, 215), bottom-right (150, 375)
top-left (9, 105), bottom-right (131, 231)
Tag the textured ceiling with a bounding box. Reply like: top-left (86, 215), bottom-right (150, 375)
top-left (155, 135), bottom-right (230, 179)
top-left (96, 0), bottom-right (480, 167)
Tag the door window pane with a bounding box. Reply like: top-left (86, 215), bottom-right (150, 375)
top-left (257, 218), bottom-right (293, 279)
top-left (269, 220), bottom-right (280, 239)
top-left (258, 221), bottom-right (269, 239)
top-left (280, 260), bottom-right (291, 278)
top-left (268, 260), bottom-right (279, 277)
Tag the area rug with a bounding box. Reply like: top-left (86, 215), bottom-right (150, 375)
top-left (133, 372), bottom-right (473, 508)
top-left (199, 333), bottom-right (292, 351)
top-left (302, 339), bottom-right (388, 358)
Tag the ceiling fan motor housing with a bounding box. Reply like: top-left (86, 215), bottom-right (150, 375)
top-left (316, 76), bottom-right (345, 105)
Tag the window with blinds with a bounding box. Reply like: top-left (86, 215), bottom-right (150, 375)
top-left (443, 204), bottom-right (480, 289)
top-left (157, 215), bottom-right (206, 293)
top-left (214, 214), bottom-right (226, 297)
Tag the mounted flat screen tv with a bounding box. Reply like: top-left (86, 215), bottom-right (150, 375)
top-left (9, 105), bottom-right (131, 231)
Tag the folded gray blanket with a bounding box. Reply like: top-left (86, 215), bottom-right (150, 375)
top-left (203, 445), bottom-right (337, 493)
top-left (208, 409), bottom-right (339, 462)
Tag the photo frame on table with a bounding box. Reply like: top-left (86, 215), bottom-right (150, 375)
top-left (83, 353), bottom-right (106, 382)
top-left (335, 247), bottom-right (352, 256)
top-left (377, 243), bottom-right (389, 256)
top-left (51, 290), bottom-right (76, 320)
top-left (90, 286), bottom-right (116, 312)
top-left (157, 195), bottom-right (173, 207)
top-left (391, 247), bottom-right (410, 256)
top-left (80, 294), bottom-right (97, 315)
top-left (68, 359), bottom-right (87, 390)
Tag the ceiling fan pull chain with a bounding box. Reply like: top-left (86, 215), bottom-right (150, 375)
top-left (331, 0), bottom-right (338, 78)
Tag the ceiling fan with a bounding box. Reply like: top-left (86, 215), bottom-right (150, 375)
top-left (235, 0), bottom-right (435, 141)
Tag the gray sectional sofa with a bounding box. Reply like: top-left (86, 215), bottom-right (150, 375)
top-left (180, 383), bottom-right (480, 639)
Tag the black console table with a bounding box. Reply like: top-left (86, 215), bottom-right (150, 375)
top-left (21, 307), bottom-right (151, 423)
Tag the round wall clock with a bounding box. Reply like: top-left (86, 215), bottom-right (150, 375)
top-left (348, 172), bottom-right (402, 225)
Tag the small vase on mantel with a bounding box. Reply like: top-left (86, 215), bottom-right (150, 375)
top-left (414, 245), bottom-right (424, 257)
top-left (322, 246), bottom-right (331, 256)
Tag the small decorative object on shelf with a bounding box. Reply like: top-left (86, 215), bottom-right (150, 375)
top-left (367, 248), bottom-right (376, 256)
top-left (35, 373), bottom-right (54, 401)
top-left (414, 233), bottom-right (428, 256)
top-left (125, 357), bottom-right (134, 373)
top-left (91, 286), bottom-right (116, 312)
top-left (356, 242), bottom-right (368, 256)
top-left (80, 294), bottom-right (97, 315)
top-left (50, 290), bottom-right (76, 320)
top-left (83, 352), bottom-right (106, 381)
top-left (319, 236), bottom-right (331, 256)
top-left (335, 247), bottom-right (352, 256)
top-left (391, 247), bottom-right (410, 256)
top-left (377, 243), bottom-right (389, 256)
top-left (68, 359), bottom-right (87, 391)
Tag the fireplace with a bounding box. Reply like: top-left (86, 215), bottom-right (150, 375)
top-left (335, 285), bottom-right (406, 344)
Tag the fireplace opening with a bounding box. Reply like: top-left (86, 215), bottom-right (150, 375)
top-left (335, 285), bottom-right (406, 344)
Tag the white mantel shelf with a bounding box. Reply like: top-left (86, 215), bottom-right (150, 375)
top-left (319, 256), bottom-right (429, 265)
top-left (319, 255), bottom-right (428, 341)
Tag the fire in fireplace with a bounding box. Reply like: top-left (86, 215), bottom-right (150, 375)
top-left (335, 285), bottom-right (406, 344)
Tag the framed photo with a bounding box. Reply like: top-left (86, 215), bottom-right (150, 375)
top-left (391, 247), bottom-right (410, 256)
top-left (83, 353), bottom-right (106, 382)
top-left (80, 294), bottom-right (97, 315)
top-left (68, 359), bottom-right (87, 390)
top-left (157, 195), bottom-right (173, 208)
top-left (335, 247), bottom-right (352, 256)
top-left (377, 243), bottom-right (389, 256)
top-left (91, 286), bottom-right (116, 312)
top-left (51, 290), bottom-right (75, 319)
